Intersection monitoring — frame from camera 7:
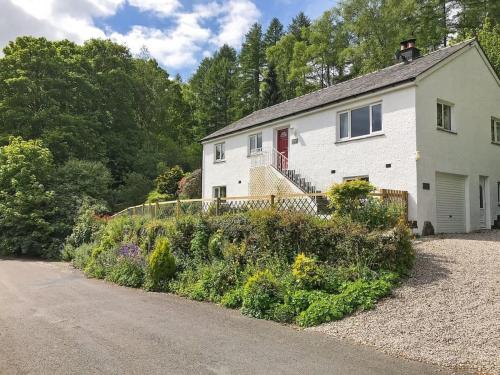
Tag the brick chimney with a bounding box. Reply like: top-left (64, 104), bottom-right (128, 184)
top-left (396, 38), bottom-right (421, 63)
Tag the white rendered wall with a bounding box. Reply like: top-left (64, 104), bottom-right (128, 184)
top-left (203, 85), bottom-right (419, 223)
top-left (415, 45), bottom-right (500, 232)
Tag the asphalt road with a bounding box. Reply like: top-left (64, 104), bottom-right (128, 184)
top-left (0, 259), bottom-right (464, 375)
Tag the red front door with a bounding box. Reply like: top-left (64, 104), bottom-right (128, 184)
top-left (277, 128), bottom-right (288, 170)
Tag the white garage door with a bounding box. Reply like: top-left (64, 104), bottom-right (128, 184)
top-left (436, 172), bottom-right (466, 233)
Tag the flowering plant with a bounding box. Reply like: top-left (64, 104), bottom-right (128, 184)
top-left (119, 243), bottom-right (141, 259)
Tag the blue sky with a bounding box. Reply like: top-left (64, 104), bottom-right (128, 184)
top-left (0, 0), bottom-right (337, 79)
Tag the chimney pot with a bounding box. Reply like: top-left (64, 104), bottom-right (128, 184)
top-left (396, 38), bottom-right (420, 63)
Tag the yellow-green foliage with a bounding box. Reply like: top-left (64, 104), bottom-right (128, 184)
top-left (327, 180), bottom-right (375, 214)
top-left (292, 253), bottom-right (323, 289)
top-left (146, 237), bottom-right (176, 290)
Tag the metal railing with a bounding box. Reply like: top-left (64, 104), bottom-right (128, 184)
top-left (113, 190), bottom-right (408, 221)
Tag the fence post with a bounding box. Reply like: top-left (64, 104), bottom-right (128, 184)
top-left (380, 189), bottom-right (387, 203)
top-left (403, 191), bottom-right (409, 222)
top-left (216, 197), bottom-right (221, 216)
top-left (270, 194), bottom-right (275, 209)
top-left (142, 204), bottom-right (145, 216)
top-left (176, 199), bottom-right (181, 218)
top-left (156, 202), bottom-right (160, 218)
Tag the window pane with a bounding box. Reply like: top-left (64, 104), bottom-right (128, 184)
top-left (492, 119), bottom-right (496, 142)
top-left (443, 105), bottom-right (451, 130)
top-left (249, 136), bottom-right (256, 152)
top-left (371, 104), bottom-right (382, 132)
top-left (351, 106), bottom-right (370, 137)
top-left (257, 133), bottom-right (262, 149)
top-left (215, 145), bottom-right (220, 160)
top-left (437, 103), bottom-right (443, 127)
top-left (339, 112), bottom-right (348, 138)
top-left (220, 186), bottom-right (226, 198)
top-left (220, 144), bottom-right (225, 159)
top-left (496, 121), bottom-right (500, 142)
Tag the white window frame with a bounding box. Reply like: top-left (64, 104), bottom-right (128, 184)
top-left (437, 100), bottom-right (454, 132)
top-left (337, 102), bottom-right (383, 141)
top-left (343, 175), bottom-right (369, 182)
top-left (248, 133), bottom-right (263, 155)
top-left (214, 142), bottom-right (225, 162)
top-left (497, 182), bottom-right (500, 206)
top-left (213, 186), bottom-right (226, 198)
top-left (491, 117), bottom-right (500, 144)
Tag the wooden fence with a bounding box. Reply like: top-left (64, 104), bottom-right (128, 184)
top-left (113, 190), bottom-right (408, 221)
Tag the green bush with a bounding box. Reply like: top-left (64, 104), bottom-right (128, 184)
top-left (156, 165), bottom-right (184, 197)
top-left (292, 253), bottom-right (323, 290)
top-left (71, 206), bottom-right (412, 327)
top-left (221, 288), bottom-right (243, 308)
top-left (145, 237), bottom-right (176, 291)
top-left (208, 230), bottom-right (224, 259)
top-left (270, 303), bottom-right (296, 323)
top-left (107, 256), bottom-right (145, 288)
top-left (242, 270), bottom-right (281, 318)
top-left (72, 243), bottom-right (94, 270)
top-left (296, 273), bottom-right (398, 327)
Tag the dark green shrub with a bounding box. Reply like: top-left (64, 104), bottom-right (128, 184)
top-left (242, 270), bottom-right (281, 318)
top-left (270, 303), bottom-right (296, 323)
top-left (145, 237), bottom-right (176, 291)
top-left (62, 199), bottom-right (108, 260)
top-left (284, 289), bottom-right (330, 314)
top-left (209, 213), bottom-right (252, 242)
top-left (156, 165), bottom-right (184, 197)
top-left (208, 230), bottom-right (224, 259)
top-left (190, 221), bottom-right (210, 261)
top-left (167, 215), bottom-right (199, 264)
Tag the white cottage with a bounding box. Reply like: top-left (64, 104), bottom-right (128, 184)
top-left (201, 39), bottom-right (500, 234)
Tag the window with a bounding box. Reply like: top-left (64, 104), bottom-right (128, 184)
top-left (497, 182), bottom-right (500, 206)
top-left (214, 142), bottom-right (225, 162)
top-left (491, 118), bottom-right (500, 143)
top-left (344, 176), bottom-right (369, 182)
top-left (213, 186), bottom-right (226, 199)
top-left (248, 133), bottom-right (262, 155)
top-left (437, 102), bottom-right (452, 131)
top-left (338, 103), bottom-right (382, 140)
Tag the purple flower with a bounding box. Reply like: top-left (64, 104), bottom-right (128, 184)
top-left (119, 243), bottom-right (141, 258)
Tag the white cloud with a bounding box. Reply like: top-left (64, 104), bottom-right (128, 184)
top-left (128, 0), bottom-right (181, 17)
top-left (0, 0), bottom-right (261, 72)
top-left (214, 0), bottom-right (260, 47)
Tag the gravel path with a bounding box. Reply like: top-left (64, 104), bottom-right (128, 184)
top-left (311, 230), bottom-right (500, 374)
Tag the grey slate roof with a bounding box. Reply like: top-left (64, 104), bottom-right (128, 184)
top-left (202, 39), bottom-right (475, 142)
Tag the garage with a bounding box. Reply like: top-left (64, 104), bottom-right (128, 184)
top-left (435, 172), bottom-right (467, 233)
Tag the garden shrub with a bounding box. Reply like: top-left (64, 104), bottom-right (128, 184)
top-left (327, 180), bottom-right (404, 230)
top-left (190, 221), bottom-right (210, 261)
top-left (296, 273), bottom-right (398, 327)
top-left (107, 256), bottom-right (144, 288)
top-left (221, 288), bottom-right (243, 308)
top-left (72, 243), bottom-right (93, 270)
top-left (242, 270), bottom-right (281, 318)
top-left (145, 237), bottom-right (176, 291)
top-left (292, 253), bottom-right (323, 290)
top-left (208, 230), bottom-right (225, 259)
top-left (71, 203), bottom-right (413, 327)
top-left (270, 303), bottom-right (296, 323)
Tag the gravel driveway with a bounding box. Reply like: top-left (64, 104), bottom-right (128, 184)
top-left (311, 230), bottom-right (500, 374)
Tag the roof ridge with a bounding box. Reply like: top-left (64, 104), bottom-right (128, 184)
top-left (202, 38), bottom-right (477, 141)
top-left (242, 39), bottom-right (476, 118)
